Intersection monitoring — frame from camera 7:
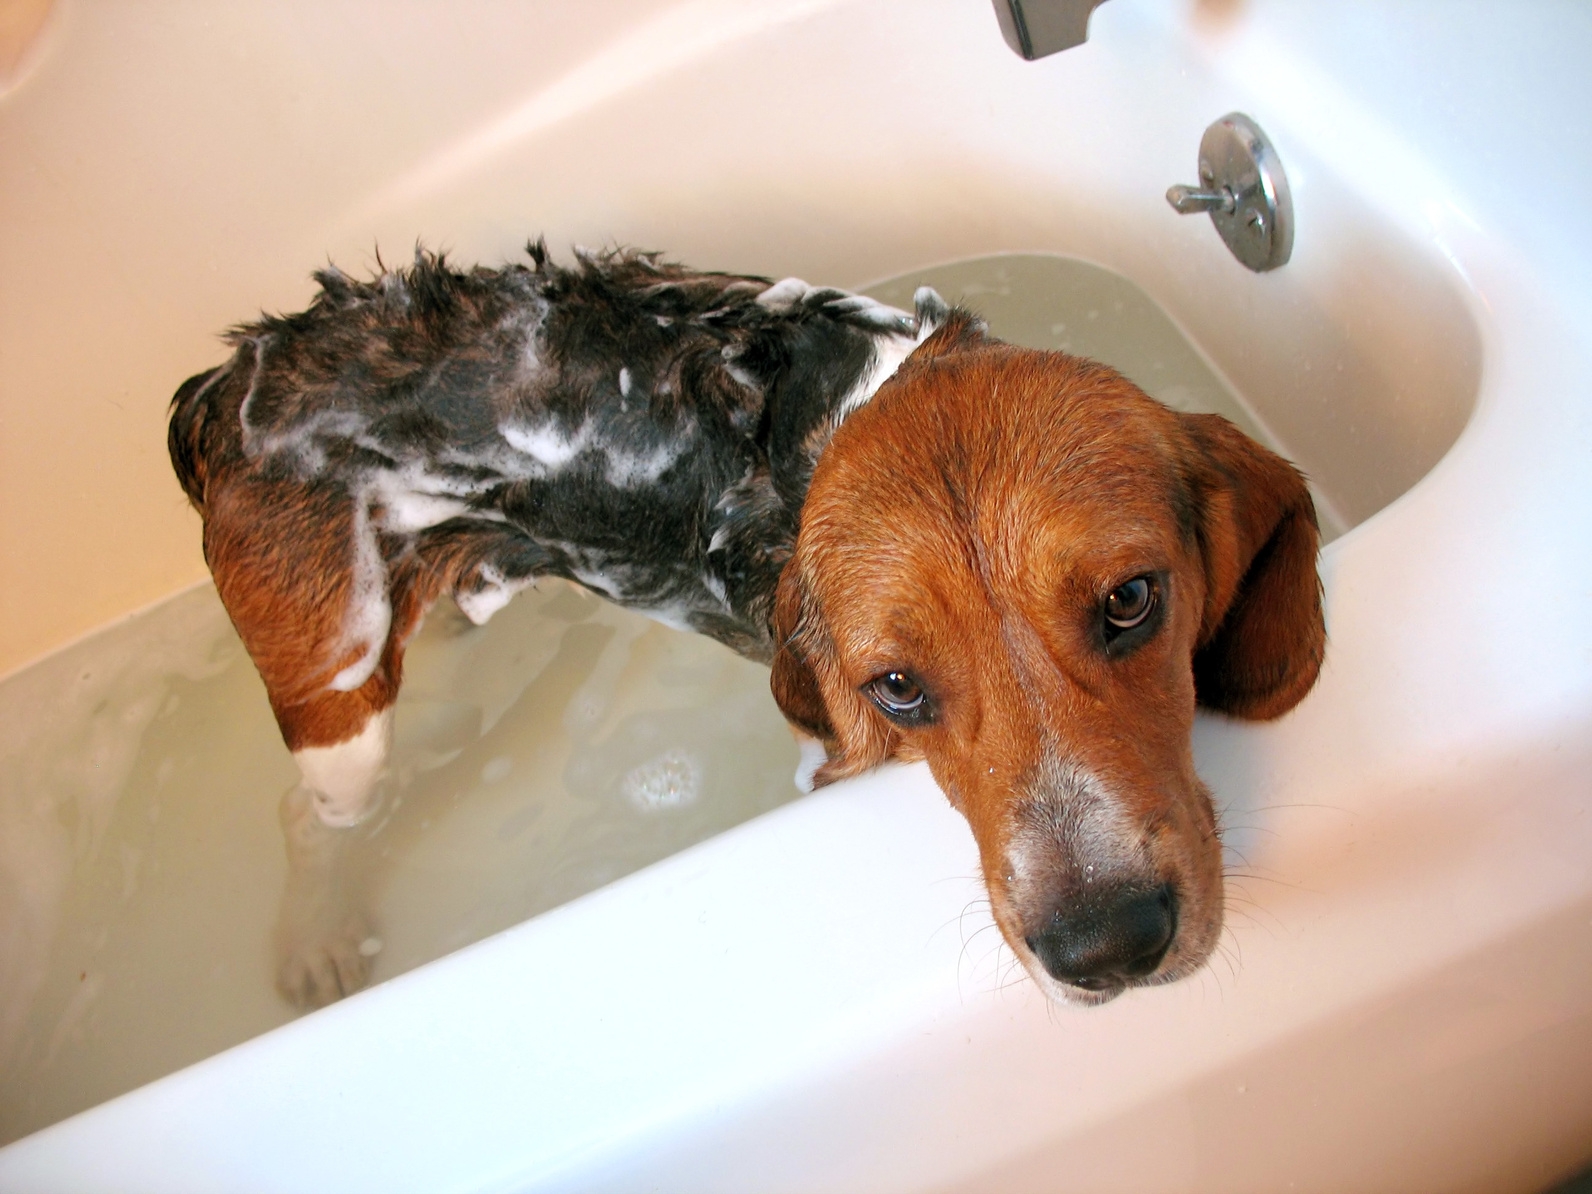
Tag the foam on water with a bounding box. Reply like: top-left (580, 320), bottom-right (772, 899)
top-left (622, 749), bottom-right (703, 812)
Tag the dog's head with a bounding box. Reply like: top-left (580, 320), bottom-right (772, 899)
top-left (772, 313), bottom-right (1324, 1004)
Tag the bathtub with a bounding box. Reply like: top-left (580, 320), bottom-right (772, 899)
top-left (2, 0), bottom-right (1591, 1190)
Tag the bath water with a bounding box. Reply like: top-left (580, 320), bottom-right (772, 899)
top-left (870, 255), bottom-right (1274, 459)
top-left (0, 254), bottom-right (1322, 1144)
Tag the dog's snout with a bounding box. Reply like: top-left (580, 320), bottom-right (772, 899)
top-left (1024, 883), bottom-right (1176, 991)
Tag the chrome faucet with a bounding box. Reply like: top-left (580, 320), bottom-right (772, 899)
top-left (1166, 113), bottom-right (1294, 272)
top-left (991, 0), bottom-right (1111, 59)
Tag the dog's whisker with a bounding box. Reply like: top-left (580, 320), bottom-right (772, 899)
top-left (1242, 801), bottom-right (1354, 815)
top-left (1222, 866), bottom-right (1307, 892)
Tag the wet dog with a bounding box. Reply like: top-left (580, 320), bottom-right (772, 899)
top-left (169, 243), bottom-right (1323, 1008)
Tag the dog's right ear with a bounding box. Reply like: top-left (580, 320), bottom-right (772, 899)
top-left (770, 560), bottom-right (836, 744)
top-left (1180, 412), bottom-right (1325, 720)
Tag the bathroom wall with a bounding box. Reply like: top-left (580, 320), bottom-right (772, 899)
top-left (0, 0), bottom-right (729, 677)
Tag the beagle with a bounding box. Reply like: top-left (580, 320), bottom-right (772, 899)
top-left (169, 244), bottom-right (1323, 1008)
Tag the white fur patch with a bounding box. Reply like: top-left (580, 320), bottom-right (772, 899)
top-left (294, 708), bottom-right (393, 828)
top-left (501, 414), bottom-right (686, 490)
top-left (823, 290), bottom-right (946, 423)
top-left (501, 418), bottom-right (594, 469)
top-left (720, 347), bottom-right (761, 393)
top-left (633, 604), bottom-right (696, 633)
top-left (755, 277), bottom-right (816, 312)
top-left (912, 285), bottom-right (949, 343)
top-left (823, 292), bottom-right (914, 333)
top-left (834, 331), bottom-right (918, 421)
top-left (793, 735), bottom-right (828, 793)
top-left (1004, 757), bottom-right (1138, 888)
top-left (235, 335), bottom-right (272, 454)
top-left (329, 497), bottom-right (392, 693)
top-left (513, 295), bottom-right (550, 375)
top-left (369, 467), bottom-right (476, 533)
top-left (455, 564), bottom-right (536, 626)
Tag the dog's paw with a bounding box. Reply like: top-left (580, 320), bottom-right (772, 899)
top-left (273, 779), bottom-right (382, 1009)
top-left (275, 911), bottom-right (380, 1010)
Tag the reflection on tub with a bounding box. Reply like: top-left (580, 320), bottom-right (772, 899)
top-left (2, 252), bottom-right (1348, 1142)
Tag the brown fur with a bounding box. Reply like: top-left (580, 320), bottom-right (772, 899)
top-left (203, 478), bottom-right (430, 752)
top-left (772, 315), bottom-right (1323, 999)
top-left (200, 475), bottom-right (544, 755)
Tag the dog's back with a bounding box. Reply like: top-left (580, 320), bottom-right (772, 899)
top-left (168, 243), bottom-right (927, 821)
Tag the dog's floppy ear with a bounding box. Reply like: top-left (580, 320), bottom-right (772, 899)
top-left (1181, 412), bottom-right (1325, 720)
top-left (770, 560), bottom-right (834, 743)
top-left (770, 559), bottom-right (897, 785)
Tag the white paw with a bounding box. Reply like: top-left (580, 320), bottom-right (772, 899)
top-left (275, 911), bottom-right (381, 1010)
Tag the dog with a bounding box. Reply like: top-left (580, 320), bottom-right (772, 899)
top-left (168, 242), bottom-right (1324, 1009)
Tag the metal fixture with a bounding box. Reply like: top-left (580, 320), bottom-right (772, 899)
top-left (991, 0), bottom-right (1111, 59)
top-left (1166, 112), bottom-right (1294, 272)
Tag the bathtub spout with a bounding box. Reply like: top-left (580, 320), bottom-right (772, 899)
top-left (991, 0), bottom-right (1111, 59)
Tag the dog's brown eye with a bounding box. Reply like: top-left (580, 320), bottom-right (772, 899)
top-left (868, 671), bottom-right (926, 716)
top-left (1105, 576), bottom-right (1155, 629)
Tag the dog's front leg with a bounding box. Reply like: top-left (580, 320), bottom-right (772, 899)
top-left (273, 779), bottom-right (379, 1009)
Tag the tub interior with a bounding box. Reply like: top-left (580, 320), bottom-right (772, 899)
top-left (0, 249), bottom-right (1478, 1144)
top-left (866, 255), bottom-right (1359, 537)
top-left (0, 579), bottom-right (800, 1144)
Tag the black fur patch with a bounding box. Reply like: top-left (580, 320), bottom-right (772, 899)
top-left (171, 243), bottom-right (930, 661)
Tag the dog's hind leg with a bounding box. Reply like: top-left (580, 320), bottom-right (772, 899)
top-left (266, 561), bottom-right (439, 1007)
top-left (273, 780), bottom-right (377, 1007)
top-left (203, 475), bottom-right (425, 813)
top-left (202, 474), bottom-right (445, 1005)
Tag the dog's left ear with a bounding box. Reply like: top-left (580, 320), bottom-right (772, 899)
top-left (770, 560), bottom-right (834, 744)
top-left (1180, 412), bottom-right (1325, 720)
top-left (770, 559), bottom-right (896, 785)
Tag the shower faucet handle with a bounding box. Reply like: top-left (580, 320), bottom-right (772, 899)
top-left (1166, 112), bottom-right (1294, 273)
top-left (1165, 185), bottom-right (1234, 216)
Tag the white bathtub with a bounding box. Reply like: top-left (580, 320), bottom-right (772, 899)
top-left (2, 1), bottom-right (1591, 1190)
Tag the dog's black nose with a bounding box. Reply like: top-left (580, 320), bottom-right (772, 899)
top-left (1025, 883), bottom-right (1176, 990)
